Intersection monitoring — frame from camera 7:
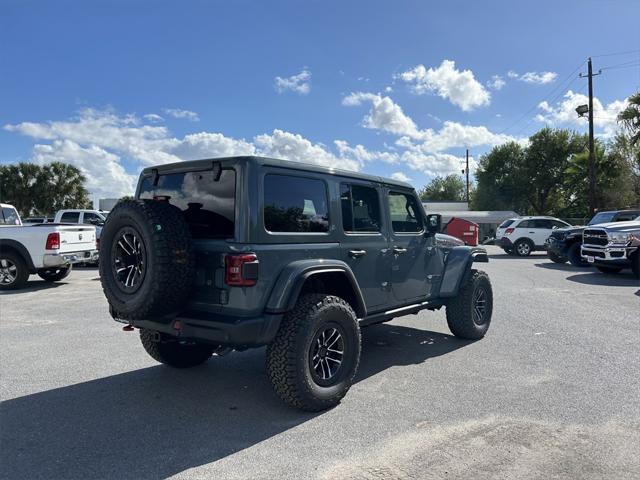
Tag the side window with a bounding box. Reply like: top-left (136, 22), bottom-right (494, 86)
top-left (83, 212), bottom-right (102, 224)
top-left (60, 212), bottom-right (80, 223)
top-left (388, 191), bottom-right (423, 233)
top-left (551, 220), bottom-right (567, 228)
top-left (264, 174), bottom-right (329, 233)
top-left (615, 212), bottom-right (636, 221)
top-left (1, 207), bottom-right (20, 225)
top-left (341, 184), bottom-right (381, 233)
top-left (516, 220), bottom-right (530, 228)
top-left (532, 219), bottom-right (552, 229)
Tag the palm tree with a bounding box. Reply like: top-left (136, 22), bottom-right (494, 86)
top-left (618, 92), bottom-right (640, 145)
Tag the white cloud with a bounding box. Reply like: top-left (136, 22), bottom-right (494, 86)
top-left (274, 68), bottom-right (311, 95)
top-left (390, 171), bottom-right (411, 182)
top-left (334, 140), bottom-right (398, 164)
top-left (398, 60), bottom-right (491, 111)
top-left (163, 108), bottom-right (200, 121)
top-left (520, 71), bottom-right (558, 84)
top-left (143, 113), bottom-right (164, 122)
top-left (487, 75), bottom-right (506, 91)
top-left (535, 90), bottom-right (627, 136)
top-left (342, 92), bottom-right (424, 139)
top-left (343, 92), bottom-right (518, 151)
top-left (507, 70), bottom-right (558, 84)
top-left (31, 139), bottom-right (136, 198)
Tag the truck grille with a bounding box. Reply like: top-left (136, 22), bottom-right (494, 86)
top-left (583, 229), bottom-right (608, 246)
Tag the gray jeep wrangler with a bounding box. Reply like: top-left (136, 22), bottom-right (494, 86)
top-left (100, 156), bottom-right (493, 411)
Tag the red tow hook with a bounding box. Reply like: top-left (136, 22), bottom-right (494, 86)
top-left (122, 324), bottom-right (135, 332)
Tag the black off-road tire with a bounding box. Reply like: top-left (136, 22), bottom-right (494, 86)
top-left (446, 270), bottom-right (493, 340)
top-left (514, 239), bottom-right (533, 257)
top-left (596, 266), bottom-right (622, 275)
top-left (547, 251), bottom-right (567, 264)
top-left (266, 294), bottom-right (361, 412)
top-left (99, 200), bottom-right (195, 321)
top-left (0, 252), bottom-right (29, 291)
top-left (140, 329), bottom-right (212, 368)
top-left (37, 265), bottom-right (72, 282)
top-left (567, 242), bottom-right (588, 267)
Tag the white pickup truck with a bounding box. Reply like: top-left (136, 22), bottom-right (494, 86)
top-left (0, 203), bottom-right (99, 290)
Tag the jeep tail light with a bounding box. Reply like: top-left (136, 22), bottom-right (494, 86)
top-left (505, 227), bottom-right (514, 235)
top-left (45, 232), bottom-right (60, 250)
top-left (225, 253), bottom-right (258, 286)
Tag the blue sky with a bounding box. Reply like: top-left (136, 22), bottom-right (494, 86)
top-left (1, 0), bottom-right (639, 199)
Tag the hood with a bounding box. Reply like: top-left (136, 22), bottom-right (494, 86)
top-left (587, 220), bottom-right (640, 232)
top-left (436, 232), bottom-right (465, 247)
top-left (553, 225), bottom-right (586, 235)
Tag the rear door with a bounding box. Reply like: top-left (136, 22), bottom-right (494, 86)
top-left (340, 182), bottom-right (390, 311)
top-left (385, 188), bottom-right (429, 305)
top-left (526, 219), bottom-right (553, 246)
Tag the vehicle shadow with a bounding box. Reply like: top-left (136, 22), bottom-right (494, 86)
top-left (0, 324), bottom-right (470, 480)
top-left (487, 253), bottom-right (548, 260)
top-left (566, 271), bottom-right (640, 287)
top-left (0, 279), bottom-right (67, 295)
top-left (534, 262), bottom-right (589, 272)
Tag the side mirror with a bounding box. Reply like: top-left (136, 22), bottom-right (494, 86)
top-left (426, 214), bottom-right (441, 234)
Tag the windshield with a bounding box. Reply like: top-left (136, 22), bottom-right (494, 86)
top-left (588, 212), bottom-right (615, 225)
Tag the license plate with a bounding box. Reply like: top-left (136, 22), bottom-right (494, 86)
top-left (587, 256), bottom-right (595, 263)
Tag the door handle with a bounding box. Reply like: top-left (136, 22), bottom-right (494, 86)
top-left (348, 249), bottom-right (367, 258)
top-left (393, 246), bottom-right (408, 254)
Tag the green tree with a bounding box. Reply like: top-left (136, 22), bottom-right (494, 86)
top-left (617, 91), bottom-right (640, 145)
top-left (0, 162), bottom-right (91, 216)
top-left (419, 174), bottom-right (467, 201)
top-left (523, 128), bottom-right (587, 215)
top-left (0, 163), bottom-right (41, 216)
top-left (563, 140), bottom-right (634, 216)
top-left (472, 142), bottom-right (528, 212)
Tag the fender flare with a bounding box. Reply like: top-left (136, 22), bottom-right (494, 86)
top-left (438, 246), bottom-right (488, 298)
top-left (265, 259), bottom-right (367, 318)
top-left (0, 239), bottom-right (36, 271)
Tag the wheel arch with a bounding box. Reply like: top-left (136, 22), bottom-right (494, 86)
top-left (265, 260), bottom-right (367, 318)
top-left (0, 239), bottom-right (35, 271)
top-left (438, 246), bottom-right (489, 298)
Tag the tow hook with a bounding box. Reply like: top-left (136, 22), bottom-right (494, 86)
top-left (122, 324), bottom-right (135, 332)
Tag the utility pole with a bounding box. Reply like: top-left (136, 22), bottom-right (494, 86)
top-left (465, 149), bottom-right (470, 204)
top-left (579, 58), bottom-right (601, 216)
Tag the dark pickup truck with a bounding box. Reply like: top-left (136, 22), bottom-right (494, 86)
top-left (546, 209), bottom-right (640, 266)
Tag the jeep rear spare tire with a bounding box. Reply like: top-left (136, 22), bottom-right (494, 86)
top-left (266, 294), bottom-right (361, 411)
top-left (99, 200), bottom-right (195, 320)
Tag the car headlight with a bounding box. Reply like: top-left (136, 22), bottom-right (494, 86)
top-left (609, 232), bottom-right (631, 244)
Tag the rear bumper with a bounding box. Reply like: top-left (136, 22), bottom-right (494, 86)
top-left (115, 310), bottom-right (283, 348)
top-left (43, 249), bottom-right (99, 267)
top-left (496, 237), bottom-right (513, 248)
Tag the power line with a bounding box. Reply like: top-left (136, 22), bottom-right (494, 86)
top-left (498, 60), bottom-right (586, 135)
top-left (600, 62), bottom-right (640, 71)
top-left (591, 48), bottom-right (640, 58)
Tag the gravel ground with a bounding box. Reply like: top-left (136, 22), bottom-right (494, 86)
top-left (1, 246), bottom-right (639, 480)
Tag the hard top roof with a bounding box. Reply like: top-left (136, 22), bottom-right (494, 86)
top-left (141, 156), bottom-right (413, 189)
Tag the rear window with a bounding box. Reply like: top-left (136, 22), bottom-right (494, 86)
top-left (138, 169), bottom-right (236, 239)
top-left (263, 174), bottom-right (329, 233)
top-left (499, 219), bottom-right (515, 228)
top-left (60, 212), bottom-right (80, 223)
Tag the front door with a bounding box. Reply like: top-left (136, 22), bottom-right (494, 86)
top-left (339, 182), bottom-right (390, 312)
top-left (386, 189), bottom-right (430, 305)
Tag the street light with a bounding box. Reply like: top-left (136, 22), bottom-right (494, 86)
top-left (575, 104), bottom-right (589, 118)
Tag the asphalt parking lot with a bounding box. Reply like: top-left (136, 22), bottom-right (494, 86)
top-left (1, 246), bottom-right (639, 480)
